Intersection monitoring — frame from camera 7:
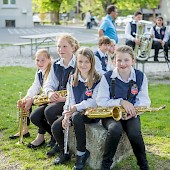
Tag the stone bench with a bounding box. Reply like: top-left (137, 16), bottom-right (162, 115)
top-left (68, 122), bottom-right (132, 170)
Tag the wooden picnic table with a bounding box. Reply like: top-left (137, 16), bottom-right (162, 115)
top-left (19, 33), bottom-right (61, 55)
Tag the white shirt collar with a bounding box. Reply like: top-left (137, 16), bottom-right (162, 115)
top-left (78, 73), bottom-right (88, 83)
top-left (132, 20), bottom-right (137, 24)
top-left (56, 54), bottom-right (76, 68)
top-left (98, 49), bottom-right (107, 58)
top-left (111, 66), bottom-right (136, 82)
top-left (37, 69), bottom-right (45, 75)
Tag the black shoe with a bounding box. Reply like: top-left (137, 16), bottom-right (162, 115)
top-left (46, 143), bottom-right (60, 157)
top-left (165, 58), bottom-right (170, 62)
top-left (73, 150), bottom-right (90, 170)
top-left (46, 136), bottom-right (56, 148)
top-left (27, 140), bottom-right (45, 149)
top-left (53, 153), bottom-right (71, 165)
top-left (101, 166), bottom-right (110, 170)
top-left (101, 160), bottom-right (112, 170)
top-left (154, 58), bottom-right (159, 62)
top-left (9, 132), bottom-right (30, 139)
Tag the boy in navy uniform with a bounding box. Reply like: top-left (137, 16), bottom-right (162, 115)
top-left (94, 36), bottom-right (111, 75)
top-left (125, 11), bottom-right (143, 50)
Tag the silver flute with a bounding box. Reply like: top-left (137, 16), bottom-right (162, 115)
top-left (64, 76), bottom-right (73, 154)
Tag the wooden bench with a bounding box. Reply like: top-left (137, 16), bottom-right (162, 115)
top-left (136, 48), bottom-right (170, 72)
top-left (136, 60), bottom-right (170, 72)
top-left (13, 42), bottom-right (32, 55)
top-left (38, 44), bottom-right (56, 51)
top-left (68, 123), bottom-right (132, 170)
top-left (13, 40), bottom-right (56, 56)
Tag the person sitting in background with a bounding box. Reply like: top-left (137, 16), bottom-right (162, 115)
top-left (150, 16), bottom-right (169, 62)
top-left (108, 39), bottom-right (116, 60)
top-left (125, 11), bottom-right (143, 50)
top-left (94, 36), bottom-right (111, 75)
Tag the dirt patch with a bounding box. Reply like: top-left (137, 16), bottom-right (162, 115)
top-left (0, 132), bottom-right (21, 170)
top-left (0, 152), bottom-right (21, 170)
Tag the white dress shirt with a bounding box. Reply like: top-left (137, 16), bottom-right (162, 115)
top-left (125, 20), bottom-right (137, 41)
top-left (43, 55), bottom-right (76, 96)
top-left (95, 49), bottom-right (112, 76)
top-left (150, 26), bottom-right (169, 42)
top-left (25, 70), bottom-right (44, 99)
top-left (96, 67), bottom-right (151, 107)
top-left (125, 20), bottom-right (147, 41)
top-left (63, 74), bottom-right (100, 113)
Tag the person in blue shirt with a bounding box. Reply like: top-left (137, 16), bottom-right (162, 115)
top-left (97, 45), bottom-right (150, 170)
top-left (51, 47), bottom-right (101, 170)
top-left (98, 5), bottom-right (118, 44)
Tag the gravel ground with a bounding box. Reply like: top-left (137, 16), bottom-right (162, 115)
top-left (1, 45), bottom-right (170, 81)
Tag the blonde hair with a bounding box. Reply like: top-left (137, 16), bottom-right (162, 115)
top-left (56, 34), bottom-right (80, 53)
top-left (35, 49), bottom-right (52, 83)
top-left (73, 47), bottom-right (100, 89)
top-left (114, 45), bottom-right (134, 60)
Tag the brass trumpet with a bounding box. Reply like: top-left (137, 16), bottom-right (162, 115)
top-left (85, 105), bottom-right (166, 121)
top-left (33, 90), bottom-right (67, 106)
top-left (17, 92), bottom-right (29, 144)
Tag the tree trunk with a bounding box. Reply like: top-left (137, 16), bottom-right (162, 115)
top-left (50, 11), bottom-right (60, 25)
top-left (152, 8), bottom-right (156, 22)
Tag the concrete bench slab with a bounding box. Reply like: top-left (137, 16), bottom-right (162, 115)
top-left (68, 122), bottom-right (132, 170)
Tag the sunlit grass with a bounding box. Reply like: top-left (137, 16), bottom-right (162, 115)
top-left (0, 66), bottom-right (170, 169)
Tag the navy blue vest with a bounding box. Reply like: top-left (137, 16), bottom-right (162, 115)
top-left (94, 51), bottom-right (108, 71)
top-left (130, 22), bottom-right (137, 38)
top-left (153, 26), bottom-right (166, 40)
top-left (104, 69), bottom-right (143, 105)
top-left (37, 70), bottom-right (43, 87)
top-left (53, 59), bottom-right (75, 90)
top-left (73, 80), bottom-right (100, 104)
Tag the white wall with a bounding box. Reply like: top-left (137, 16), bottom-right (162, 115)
top-left (160, 0), bottom-right (170, 25)
top-left (0, 0), bottom-right (33, 28)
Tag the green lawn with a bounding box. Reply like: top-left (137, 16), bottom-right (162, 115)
top-left (0, 66), bottom-right (170, 170)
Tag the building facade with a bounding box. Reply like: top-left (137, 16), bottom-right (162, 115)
top-left (160, 0), bottom-right (170, 25)
top-left (0, 0), bottom-right (33, 28)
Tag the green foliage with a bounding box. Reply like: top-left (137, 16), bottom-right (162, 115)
top-left (60, 0), bottom-right (75, 13)
top-left (32, 0), bottom-right (62, 13)
top-left (0, 66), bottom-right (170, 169)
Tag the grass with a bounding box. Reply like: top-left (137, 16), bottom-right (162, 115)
top-left (0, 66), bottom-right (170, 170)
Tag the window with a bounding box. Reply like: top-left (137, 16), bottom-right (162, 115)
top-left (3, 0), bottom-right (16, 4)
top-left (5, 20), bottom-right (15, 27)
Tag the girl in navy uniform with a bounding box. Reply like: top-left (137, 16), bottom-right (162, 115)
top-left (30, 34), bottom-right (80, 155)
top-left (150, 16), bottom-right (169, 61)
top-left (9, 49), bottom-right (52, 147)
top-left (96, 45), bottom-right (150, 170)
top-left (51, 47), bottom-right (101, 170)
